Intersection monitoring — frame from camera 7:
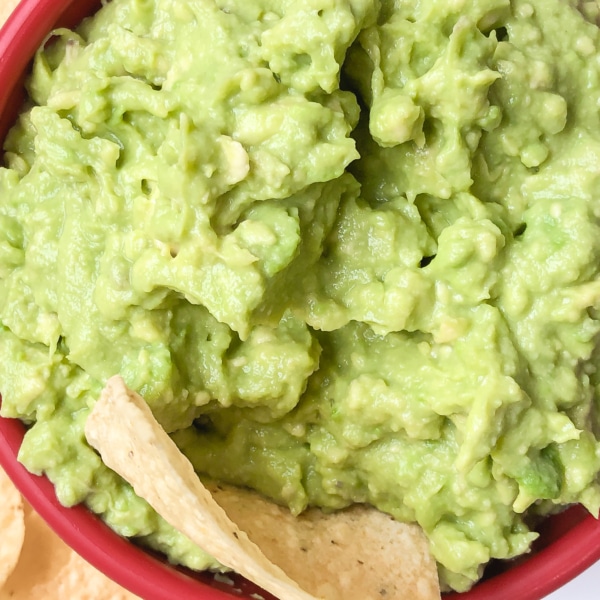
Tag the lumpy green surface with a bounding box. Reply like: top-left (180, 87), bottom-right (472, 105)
top-left (2, 0), bottom-right (600, 591)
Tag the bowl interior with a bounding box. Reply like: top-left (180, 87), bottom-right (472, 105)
top-left (0, 1), bottom-right (599, 599)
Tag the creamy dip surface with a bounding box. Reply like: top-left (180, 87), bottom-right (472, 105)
top-left (1, 0), bottom-right (600, 591)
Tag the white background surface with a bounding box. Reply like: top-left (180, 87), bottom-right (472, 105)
top-left (546, 559), bottom-right (600, 599)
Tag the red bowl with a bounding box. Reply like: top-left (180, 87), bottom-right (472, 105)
top-left (1, 1), bottom-right (599, 599)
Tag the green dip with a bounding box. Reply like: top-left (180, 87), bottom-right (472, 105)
top-left (2, 0), bottom-right (600, 591)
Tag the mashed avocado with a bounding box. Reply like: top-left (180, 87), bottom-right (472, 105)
top-left (1, 0), bottom-right (600, 592)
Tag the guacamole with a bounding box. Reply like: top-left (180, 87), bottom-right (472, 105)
top-left (1, 0), bottom-right (600, 592)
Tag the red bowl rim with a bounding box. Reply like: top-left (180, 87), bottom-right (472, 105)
top-left (2, 408), bottom-right (600, 600)
top-left (0, 408), bottom-right (263, 600)
top-left (1, 1), bottom-right (600, 599)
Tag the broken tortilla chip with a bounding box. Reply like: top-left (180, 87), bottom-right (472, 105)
top-left (85, 375), bottom-right (441, 600)
top-left (0, 500), bottom-right (141, 600)
top-left (0, 467), bottom-right (25, 590)
top-left (0, 0), bottom-right (22, 31)
top-left (209, 482), bottom-right (441, 600)
top-left (85, 375), bottom-right (317, 600)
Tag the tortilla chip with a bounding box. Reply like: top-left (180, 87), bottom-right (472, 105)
top-left (209, 483), bottom-right (441, 600)
top-left (0, 0), bottom-right (22, 29)
top-left (85, 375), bottom-right (317, 600)
top-left (0, 501), bottom-right (141, 600)
top-left (0, 467), bottom-right (25, 589)
top-left (85, 376), bottom-right (441, 600)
